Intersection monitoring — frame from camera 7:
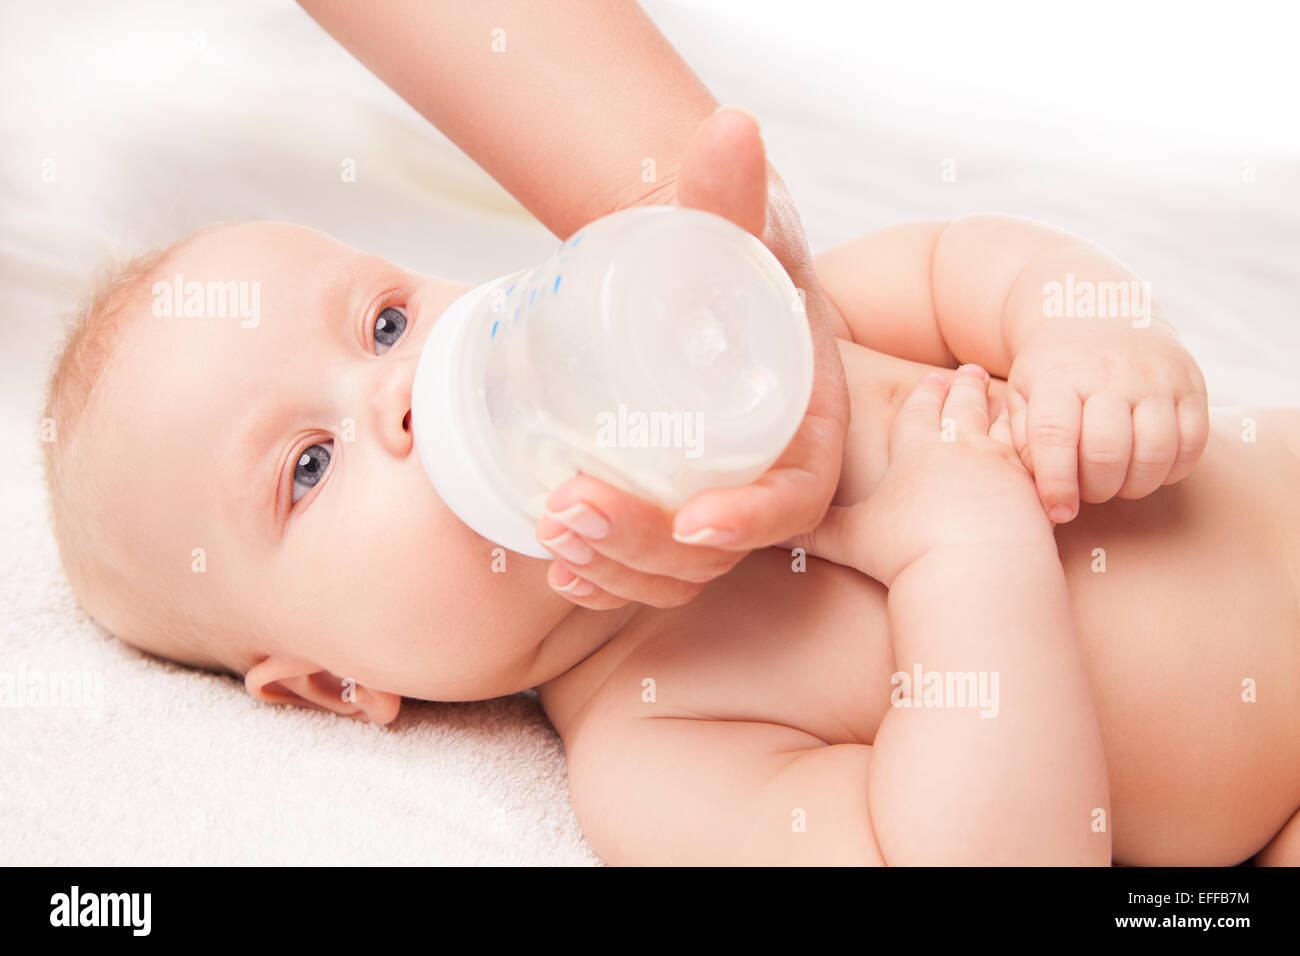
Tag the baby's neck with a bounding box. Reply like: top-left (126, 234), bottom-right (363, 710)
top-left (532, 601), bottom-right (644, 727)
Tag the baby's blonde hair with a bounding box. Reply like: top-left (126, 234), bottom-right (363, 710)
top-left (41, 231), bottom-right (243, 678)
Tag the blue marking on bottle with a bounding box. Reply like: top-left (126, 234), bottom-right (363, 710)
top-left (506, 283), bottom-right (516, 295)
top-left (529, 288), bottom-right (536, 305)
top-left (490, 319), bottom-right (499, 339)
top-left (554, 274), bottom-right (562, 294)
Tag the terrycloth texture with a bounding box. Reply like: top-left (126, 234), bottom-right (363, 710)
top-left (0, 0), bottom-right (585, 867)
top-left (2, 0), bottom-right (1296, 865)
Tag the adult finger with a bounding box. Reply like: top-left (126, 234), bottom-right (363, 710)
top-left (546, 553), bottom-right (703, 609)
top-left (546, 562), bottom-right (631, 611)
top-left (669, 403), bottom-right (844, 551)
top-left (542, 474), bottom-right (741, 581)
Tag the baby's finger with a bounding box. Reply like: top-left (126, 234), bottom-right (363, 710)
top-left (1007, 388), bottom-right (1031, 470)
top-left (1118, 397), bottom-right (1179, 499)
top-left (1165, 394), bottom-right (1210, 485)
top-left (547, 562), bottom-right (631, 611)
top-left (891, 371), bottom-right (950, 452)
top-left (1078, 392), bottom-right (1133, 504)
top-left (941, 364), bottom-right (992, 438)
top-left (989, 406), bottom-right (1014, 448)
top-left (1027, 385), bottom-right (1083, 522)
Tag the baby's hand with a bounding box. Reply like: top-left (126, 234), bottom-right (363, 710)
top-left (1006, 320), bottom-right (1209, 522)
top-left (791, 364), bottom-right (1049, 587)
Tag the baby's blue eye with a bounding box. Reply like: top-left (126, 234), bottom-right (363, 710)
top-left (373, 306), bottom-right (407, 354)
top-left (292, 441), bottom-right (332, 503)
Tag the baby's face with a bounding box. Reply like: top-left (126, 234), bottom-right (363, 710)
top-left (97, 222), bottom-right (577, 706)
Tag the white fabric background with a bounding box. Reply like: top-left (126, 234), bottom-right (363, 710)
top-left (1, 0), bottom-right (1296, 864)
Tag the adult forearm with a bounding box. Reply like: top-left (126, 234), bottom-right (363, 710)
top-left (297, 0), bottom-right (718, 236)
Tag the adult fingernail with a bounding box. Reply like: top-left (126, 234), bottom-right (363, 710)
top-left (553, 572), bottom-right (596, 598)
top-left (545, 502), bottom-right (611, 540)
top-left (672, 526), bottom-right (733, 546)
top-left (539, 530), bottom-right (595, 565)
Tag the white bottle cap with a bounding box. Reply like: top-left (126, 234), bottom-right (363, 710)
top-left (410, 274), bottom-right (551, 559)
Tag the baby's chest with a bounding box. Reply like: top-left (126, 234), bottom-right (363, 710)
top-left (592, 550), bottom-right (897, 746)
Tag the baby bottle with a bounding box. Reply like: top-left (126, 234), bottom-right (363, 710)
top-left (410, 206), bottom-right (814, 558)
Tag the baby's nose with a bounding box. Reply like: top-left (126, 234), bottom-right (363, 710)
top-left (369, 367), bottom-right (415, 458)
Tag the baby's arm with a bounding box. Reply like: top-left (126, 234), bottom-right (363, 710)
top-left (816, 216), bottom-right (1177, 368)
top-left (814, 216), bottom-right (1210, 520)
top-left (568, 370), bottom-right (1109, 865)
top-left (804, 366), bottom-right (1109, 863)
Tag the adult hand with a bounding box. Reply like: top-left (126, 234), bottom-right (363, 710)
top-left (538, 108), bottom-right (850, 609)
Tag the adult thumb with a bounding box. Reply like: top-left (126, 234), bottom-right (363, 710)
top-left (782, 504), bottom-right (862, 570)
top-left (678, 107), bottom-right (768, 238)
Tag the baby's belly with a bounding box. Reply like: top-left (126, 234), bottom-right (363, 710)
top-left (1056, 407), bottom-right (1300, 864)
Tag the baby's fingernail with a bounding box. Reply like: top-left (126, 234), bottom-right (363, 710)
top-left (545, 502), bottom-right (610, 540)
top-left (672, 526), bottom-right (733, 547)
top-left (1048, 505), bottom-right (1075, 523)
top-left (925, 372), bottom-right (948, 385)
top-left (959, 363), bottom-right (989, 382)
top-left (539, 530), bottom-right (595, 566)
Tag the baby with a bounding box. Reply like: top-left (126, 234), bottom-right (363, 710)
top-left (41, 207), bottom-right (1300, 865)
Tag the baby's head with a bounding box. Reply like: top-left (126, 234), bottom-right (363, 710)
top-left (42, 221), bottom-right (587, 723)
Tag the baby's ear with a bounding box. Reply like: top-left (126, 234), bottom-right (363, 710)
top-left (244, 656), bottom-right (401, 726)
